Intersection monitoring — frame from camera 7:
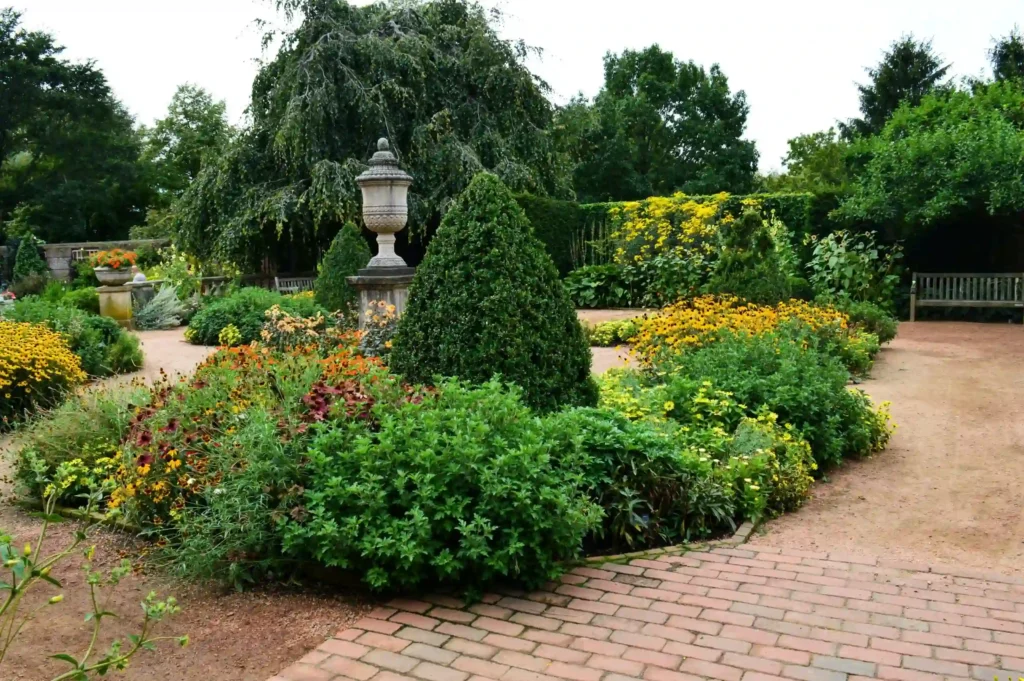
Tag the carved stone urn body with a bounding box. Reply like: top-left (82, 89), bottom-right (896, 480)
top-left (356, 138), bottom-right (414, 269)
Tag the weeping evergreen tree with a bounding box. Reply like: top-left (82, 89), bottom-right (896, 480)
top-left (173, 0), bottom-right (572, 270)
top-left (390, 172), bottom-right (596, 412)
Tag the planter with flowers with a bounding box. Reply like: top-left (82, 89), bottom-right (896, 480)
top-left (90, 249), bottom-right (138, 286)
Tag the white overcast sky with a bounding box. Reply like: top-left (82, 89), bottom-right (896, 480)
top-left (14, 0), bottom-right (1023, 171)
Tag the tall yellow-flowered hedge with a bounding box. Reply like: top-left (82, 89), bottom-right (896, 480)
top-left (0, 321), bottom-right (86, 429)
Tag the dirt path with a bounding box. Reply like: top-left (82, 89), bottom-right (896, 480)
top-left (0, 331), bottom-right (366, 681)
top-left (750, 321), bottom-right (1024, 574)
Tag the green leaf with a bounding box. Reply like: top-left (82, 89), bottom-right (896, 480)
top-left (50, 653), bottom-right (80, 667)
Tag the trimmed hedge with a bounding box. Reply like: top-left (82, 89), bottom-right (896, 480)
top-left (516, 192), bottom-right (822, 277)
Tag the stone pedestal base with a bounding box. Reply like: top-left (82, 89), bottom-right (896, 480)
top-left (347, 267), bottom-right (415, 330)
top-left (97, 285), bottom-right (133, 329)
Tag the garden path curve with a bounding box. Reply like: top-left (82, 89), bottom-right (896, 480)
top-left (271, 544), bottom-right (1024, 681)
top-left (749, 321), bottom-right (1024, 574)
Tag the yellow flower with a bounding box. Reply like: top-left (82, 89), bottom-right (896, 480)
top-left (663, 401), bottom-right (675, 412)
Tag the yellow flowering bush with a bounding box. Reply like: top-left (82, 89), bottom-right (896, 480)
top-left (631, 294), bottom-right (849, 364)
top-left (0, 321), bottom-right (86, 429)
top-left (609, 192), bottom-right (740, 266)
top-left (217, 324), bottom-right (242, 347)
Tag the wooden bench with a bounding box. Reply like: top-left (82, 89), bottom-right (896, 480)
top-left (274, 276), bottom-right (316, 294)
top-left (910, 272), bottom-right (1024, 322)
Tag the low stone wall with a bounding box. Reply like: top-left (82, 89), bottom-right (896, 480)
top-left (0, 239), bottom-right (169, 282)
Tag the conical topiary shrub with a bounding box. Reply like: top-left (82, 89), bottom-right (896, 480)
top-left (390, 172), bottom-right (597, 412)
top-left (315, 222), bottom-right (371, 314)
top-left (12, 236), bottom-right (49, 282)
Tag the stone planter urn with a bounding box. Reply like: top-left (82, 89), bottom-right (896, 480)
top-left (348, 138), bottom-right (416, 329)
top-left (94, 267), bottom-right (133, 286)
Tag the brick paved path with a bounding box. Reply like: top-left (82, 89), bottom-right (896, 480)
top-left (271, 544), bottom-right (1024, 681)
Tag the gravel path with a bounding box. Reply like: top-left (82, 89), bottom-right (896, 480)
top-left (750, 321), bottom-right (1024, 575)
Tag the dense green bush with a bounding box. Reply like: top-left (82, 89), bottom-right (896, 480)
top-left (186, 287), bottom-right (326, 345)
top-left (660, 332), bottom-right (891, 468)
top-left (705, 211), bottom-right (791, 304)
top-left (564, 265), bottom-right (631, 308)
top-left (314, 222), bottom-right (370, 313)
top-left (391, 173), bottom-right (597, 412)
top-left (832, 298), bottom-right (898, 344)
top-left (63, 287), bottom-right (100, 314)
top-left (12, 238), bottom-right (48, 282)
top-left (3, 298), bottom-right (142, 377)
top-left (9, 273), bottom-right (47, 298)
top-left (545, 408), bottom-right (735, 550)
top-left (807, 231), bottom-right (903, 310)
top-left (584, 319), bottom-right (638, 346)
top-left (283, 378), bottom-right (600, 591)
top-left (107, 330), bottom-right (144, 374)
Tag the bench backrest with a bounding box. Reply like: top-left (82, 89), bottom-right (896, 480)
top-left (913, 273), bottom-right (1024, 303)
top-left (275, 276), bottom-right (316, 294)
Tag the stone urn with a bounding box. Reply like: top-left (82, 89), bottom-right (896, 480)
top-left (356, 138), bottom-right (414, 269)
top-left (94, 267), bottom-right (133, 286)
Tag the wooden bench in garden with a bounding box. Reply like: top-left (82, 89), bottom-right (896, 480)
top-left (274, 276), bottom-right (316, 294)
top-left (910, 272), bottom-right (1024, 322)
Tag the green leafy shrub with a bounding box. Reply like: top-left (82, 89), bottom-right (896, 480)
top-left (832, 298), bottom-right (898, 344)
top-left (8, 273), bottom-right (47, 298)
top-left (391, 173), bottom-right (597, 412)
top-left (107, 331), bottom-right (144, 373)
top-left (807, 231), bottom-right (903, 309)
top-left (314, 222), bottom-right (370, 314)
top-left (64, 287), bottom-right (100, 314)
top-left (186, 287), bottom-right (325, 345)
top-left (564, 265), bottom-right (631, 308)
top-left (705, 211), bottom-right (792, 304)
top-left (12, 237), bottom-right (48, 282)
top-left (660, 332), bottom-right (892, 468)
top-left (545, 408), bottom-right (736, 550)
top-left (585, 319), bottom-right (639, 346)
top-left (70, 260), bottom-right (100, 289)
top-left (283, 378), bottom-right (599, 590)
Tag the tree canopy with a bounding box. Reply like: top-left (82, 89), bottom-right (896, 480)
top-left (760, 128), bottom-right (850, 194)
top-left (173, 0), bottom-right (572, 269)
top-left (558, 45), bottom-right (758, 202)
top-left (836, 81), bottom-right (1024, 236)
top-left (0, 8), bottom-right (150, 243)
top-left (842, 35), bottom-right (950, 139)
top-left (991, 28), bottom-right (1024, 83)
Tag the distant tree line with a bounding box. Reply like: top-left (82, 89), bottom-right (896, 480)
top-left (3, 2), bottom-right (1024, 274)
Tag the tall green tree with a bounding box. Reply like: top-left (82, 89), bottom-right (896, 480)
top-left (991, 28), bottom-right (1024, 83)
top-left (0, 8), bottom-right (150, 243)
top-left (558, 45), bottom-right (758, 202)
top-left (842, 36), bottom-right (950, 139)
top-left (134, 84), bottom-right (232, 237)
top-left (760, 128), bottom-right (850, 194)
top-left (141, 84), bottom-right (232, 201)
top-left (174, 0), bottom-right (572, 269)
top-left (836, 81), bottom-right (1024, 237)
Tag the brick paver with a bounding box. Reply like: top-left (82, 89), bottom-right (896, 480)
top-left (270, 546), bottom-right (1024, 681)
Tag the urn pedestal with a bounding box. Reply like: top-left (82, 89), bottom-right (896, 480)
top-left (98, 285), bottom-right (133, 329)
